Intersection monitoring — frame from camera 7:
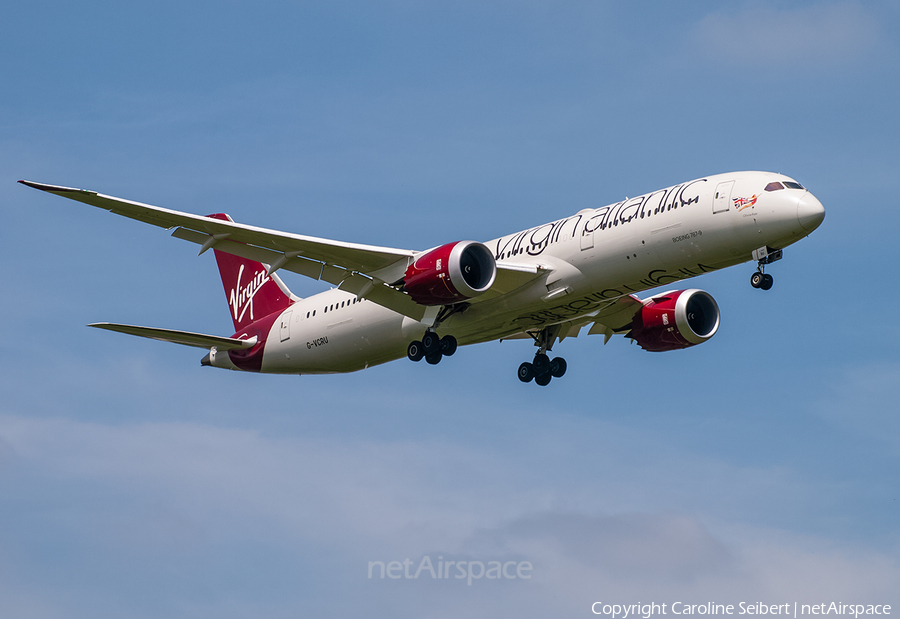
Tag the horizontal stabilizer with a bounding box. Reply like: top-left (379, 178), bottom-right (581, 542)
top-left (88, 323), bottom-right (257, 350)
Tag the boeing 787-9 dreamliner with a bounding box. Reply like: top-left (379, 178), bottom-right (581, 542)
top-left (21, 171), bottom-right (824, 386)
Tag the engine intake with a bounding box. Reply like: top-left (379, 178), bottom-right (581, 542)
top-left (404, 241), bottom-right (496, 306)
top-left (629, 289), bottom-right (720, 352)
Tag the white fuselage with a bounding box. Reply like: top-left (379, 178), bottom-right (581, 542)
top-left (219, 171), bottom-right (823, 374)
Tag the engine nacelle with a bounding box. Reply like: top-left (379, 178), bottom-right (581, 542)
top-left (404, 241), bottom-right (497, 306)
top-left (629, 289), bottom-right (720, 352)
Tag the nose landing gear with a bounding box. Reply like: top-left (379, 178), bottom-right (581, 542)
top-left (750, 246), bottom-right (782, 291)
top-left (517, 325), bottom-right (567, 386)
top-left (750, 270), bottom-right (774, 290)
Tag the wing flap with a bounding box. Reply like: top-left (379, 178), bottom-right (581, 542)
top-left (89, 322), bottom-right (257, 350)
top-left (338, 275), bottom-right (432, 322)
top-left (589, 294), bottom-right (645, 329)
top-left (502, 294), bottom-right (644, 346)
top-left (171, 228), bottom-right (327, 280)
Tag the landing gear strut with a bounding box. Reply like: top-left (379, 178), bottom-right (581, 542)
top-left (517, 326), bottom-right (567, 386)
top-left (750, 247), bottom-right (781, 291)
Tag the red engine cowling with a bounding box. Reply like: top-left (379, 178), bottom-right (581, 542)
top-left (629, 289), bottom-right (720, 352)
top-left (403, 241), bottom-right (497, 305)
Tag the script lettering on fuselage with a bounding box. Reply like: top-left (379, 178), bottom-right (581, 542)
top-left (585, 178), bottom-right (707, 234)
top-left (492, 179), bottom-right (708, 259)
top-left (493, 214), bottom-right (584, 259)
top-left (228, 264), bottom-right (270, 324)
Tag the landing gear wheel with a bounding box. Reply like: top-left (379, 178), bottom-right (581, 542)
top-left (422, 331), bottom-right (440, 354)
top-left (425, 351), bottom-right (443, 365)
top-left (407, 341), bottom-right (425, 362)
top-left (440, 335), bottom-right (457, 356)
top-left (517, 362), bottom-right (535, 383)
top-left (520, 325), bottom-right (565, 386)
top-left (750, 272), bottom-right (764, 289)
top-left (760, 273), bottom-right (774, 290)
top-left (549, 357), bottom-right (567, 378)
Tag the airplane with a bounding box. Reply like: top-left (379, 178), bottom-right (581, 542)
top-left (20, 171), bottom-right (825, 386)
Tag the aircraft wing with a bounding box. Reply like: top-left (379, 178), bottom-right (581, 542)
top-left (503, 293), bottom-right (645, 345)
top-left (22, 181), bottom-right (546, 322)
top-left (89, 322), bottom-right (258, 349)
top-left (20, 180), bottom-right (415, 279)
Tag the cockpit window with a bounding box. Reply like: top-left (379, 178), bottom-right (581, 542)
top-left (783, 181), bottom-right (805, 190)
top-left (765, 182), bottom-right (784, 192)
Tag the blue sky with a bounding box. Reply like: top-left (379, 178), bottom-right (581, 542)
top-left (2, 1), bottom-right (899, 617)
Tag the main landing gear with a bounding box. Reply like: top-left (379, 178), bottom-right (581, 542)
top-left (750, 247), bottom-right (782, 291)
top-left (517, 325), bottom-right (567, 387)
top-left (518, 354), bottom-right (567, 386)
top-left (407, 332), bottom-right (457, 365)
top-left (406, 304), bottom-right (466, 366)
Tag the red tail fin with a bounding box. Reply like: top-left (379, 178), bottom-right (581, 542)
top-left (207, 214), bottom-right (295, 332)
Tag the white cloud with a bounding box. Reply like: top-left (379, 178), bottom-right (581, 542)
top-left (0, 414), bottom-right (897, 618)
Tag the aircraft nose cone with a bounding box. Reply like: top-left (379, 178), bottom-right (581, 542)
top-left (797, 192), bottom-right (825, 232)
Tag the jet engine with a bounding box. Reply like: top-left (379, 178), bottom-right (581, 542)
top-left (628, 289), bottom-right (720, 351)
top-left (403, 241), bottom-right (497, 305)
